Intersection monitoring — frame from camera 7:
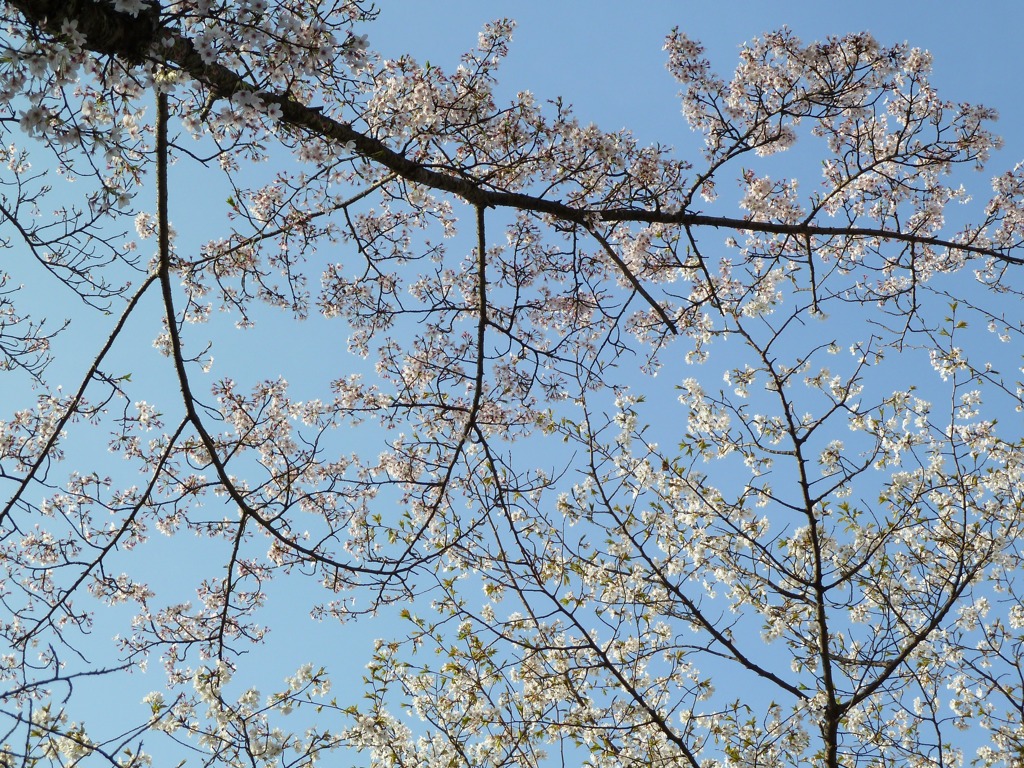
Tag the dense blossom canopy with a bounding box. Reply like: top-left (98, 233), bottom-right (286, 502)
top-left (0, 1), bottom-right (1023, 767)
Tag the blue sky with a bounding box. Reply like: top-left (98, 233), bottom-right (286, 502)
top-left (371, 2), bottom-right (1024, 158)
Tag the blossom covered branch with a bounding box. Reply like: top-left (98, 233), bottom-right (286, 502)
top-left (1, 1), bottom-right (1024, 767)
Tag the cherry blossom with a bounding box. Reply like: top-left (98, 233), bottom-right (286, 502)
top-left (0, 2), bottom-right (1023, 767)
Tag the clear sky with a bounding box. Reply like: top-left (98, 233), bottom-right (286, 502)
top-left (371, 2), bottom-right (1024, 160)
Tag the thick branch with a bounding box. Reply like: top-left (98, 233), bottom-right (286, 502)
top-left (10, 0), bottom-right (1022, 269)
top-left (7, 0), bottom-right (159, 61)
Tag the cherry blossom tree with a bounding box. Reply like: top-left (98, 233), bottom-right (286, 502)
top-left (1, 1), bottom-right (1024, 766)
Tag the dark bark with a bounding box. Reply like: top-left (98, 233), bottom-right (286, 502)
top-left (8, 0), bottom-right (159, 62)
top-left (7, 0), bottom-right (1021, 270)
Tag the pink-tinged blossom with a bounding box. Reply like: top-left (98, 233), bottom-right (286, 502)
top-left (1, 5), bottom-right (1024, 768)
top-left (113, 0), bottom-right (151, 15)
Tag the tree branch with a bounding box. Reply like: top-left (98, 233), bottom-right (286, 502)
top-left (11, 0), bottom-right (1021, 273)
